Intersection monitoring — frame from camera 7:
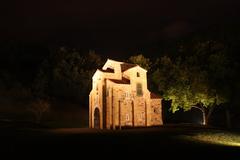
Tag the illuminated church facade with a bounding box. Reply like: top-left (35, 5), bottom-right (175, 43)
top-left (89, 59), bottom-right (163, 129)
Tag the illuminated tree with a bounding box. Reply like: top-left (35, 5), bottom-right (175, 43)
top-left (152, 41), bottom-right (231, 125)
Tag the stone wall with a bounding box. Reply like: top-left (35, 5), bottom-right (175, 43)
top-left (90, 59), bottom-right (163, 129)
top-left (150, 99), bottom-right (163, 125)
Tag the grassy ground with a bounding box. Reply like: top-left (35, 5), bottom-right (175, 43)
top-left (0, 124), bottom-right (240, 159)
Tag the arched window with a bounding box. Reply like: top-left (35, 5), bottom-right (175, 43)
top-left (94, 108), bottom-right (100, 129)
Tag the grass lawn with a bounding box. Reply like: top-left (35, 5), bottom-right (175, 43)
top-left (0, 124), bottom-right (240, 159)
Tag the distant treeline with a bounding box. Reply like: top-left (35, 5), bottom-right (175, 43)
top-left (0, 27), bottom-right (240, 127)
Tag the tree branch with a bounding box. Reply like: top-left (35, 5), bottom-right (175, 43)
top-left (191, 105), bottom-right (205, 113)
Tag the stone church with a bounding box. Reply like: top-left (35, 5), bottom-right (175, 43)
top-left (89, 59), bottom-right (163, 129)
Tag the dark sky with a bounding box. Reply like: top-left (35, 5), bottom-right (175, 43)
top-left (1, 0), bottom-right (240, 54)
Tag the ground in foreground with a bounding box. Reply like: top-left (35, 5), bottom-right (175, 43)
top-left (0, 124), bottom-right (240, 159)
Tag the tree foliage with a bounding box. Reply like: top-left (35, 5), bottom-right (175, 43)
top-left (151, 40), bottom-right (233, 124)
top-left (33, 47), bottom-right (105, 104)
top-left (128, 54), bottom-right (151, 71)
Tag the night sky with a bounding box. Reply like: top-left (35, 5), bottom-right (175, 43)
top-left (1, 0), bottom-right (240, 55)
top-left (1, 1), bottom-right (240, 132)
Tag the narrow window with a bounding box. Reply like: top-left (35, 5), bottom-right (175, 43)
top-left (136, 83), bottom-right (143, 96)
top-left (137, 72), bottom-right (140, 77)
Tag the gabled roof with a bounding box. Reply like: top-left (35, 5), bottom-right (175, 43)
top-left (109, 77), bottom-right (130, 84)
top-left (102, 59), bottom-right (146, 72)
top-left (120, 63), bottom-right (137, 72)
top-left (102, 59), bottom-right (123, 70)
top-left (92, 69), bottom-right (102, 79)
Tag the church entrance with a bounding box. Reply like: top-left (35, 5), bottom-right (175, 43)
top-left (94, 108), bottom-right (100, 129)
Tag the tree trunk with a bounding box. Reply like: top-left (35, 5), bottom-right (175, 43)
top-left (192, 103), bottom-right (216, 126)
top-left (192, 105), bottom-right (209, 125)
top-left (202, 110), bottom-right (207, 125)
top-left (205, 105), bottom-right (215, 126)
